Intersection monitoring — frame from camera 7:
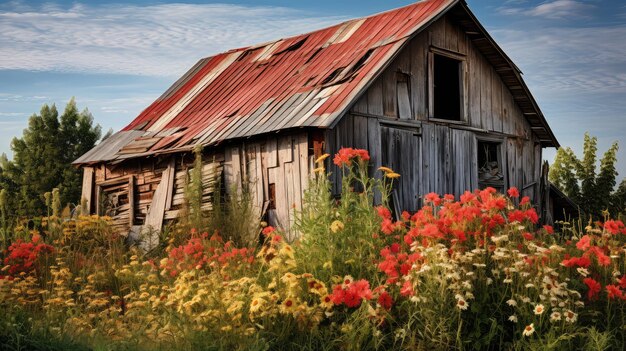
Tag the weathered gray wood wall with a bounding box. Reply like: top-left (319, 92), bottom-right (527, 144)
top-left (222, 132), bottom-right (311, 241)
top-left (325, 13), bottom-right (543, 212)
top-left (86, 131), bottom-right (312, 240)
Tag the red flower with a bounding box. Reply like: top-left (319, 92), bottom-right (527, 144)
top-left (543, 225), bottom-right (554, 234)
top-left (381, 219), bottom-right (395, 235)
top-left (400, 280), bottom-right (414, 297)
top-left (343, 291), bottom-right (360, 308)
top-left (604, 220), bottom-right (625, 235)
top-left (606, 284), bottom-right (624, 300)
top-left (460, 191), bottom-right (476, 204)
top-left (331, 279), bottom-right (373, 308)
top-left (376, 206), bottom-right (392, 220)
top-left (262, 226), bottom-right (275, 236)
top-left (377, 291), bottom-right (393, 310)
top-left (525, 209), bottom-right (539, 224)
top-left (424, 192), bottom-right (441, 206)
top-left (576, 235), bottom-right (591, 250)
top-left (507, 187), bottom-right (520, 198)
top-left (589, 246), bottom-right (611, 267)
top-left (420, 223), bottom-right (442, 239)
top-left (3, 239), bottom-right (54, 276)
top-left (333, 148), bottom-right (370, 167)
top-left (620, 275), bottom-right (626, 289)
top-left (390, 243), bottom-right (401, 254)
top-left (508, 210), bottom-right (526, 223)
top-left (583, 277), bottom-right (601, 300)
top-left (561, 256), bottom-right (591, 268)
top-left (520, 196), bottom-right (530, 205)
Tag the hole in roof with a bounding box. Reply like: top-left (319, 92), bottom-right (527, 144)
top-left (237, 48), bottom-right (257, 61)
top-left (305, 47), bottom-right (324, 64)
top-left (274, 36), bottom-right (308, 56)
top-left (304, 75), bottom-right (318, 87)
top-left (225, 109), bottom-right (240, 118)
top-left (321, 67), bottom-right (345, 86)
top-left (345, 49), bottom-right (374, 77)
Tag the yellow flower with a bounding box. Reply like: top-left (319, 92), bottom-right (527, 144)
top-left (279, 244), bottom-right (295, 259)
top-left (378, 166), bottom-right (394, 173)
top-left (320, 294), bottom-right (334, 309)
top-left (249, 298), bottom-right (262, 313)
top-left (330, 220), bottom-right (344, 233)
top-left (313, 167), bottom-right (325, 174)
top-left (315, 153), bottom-right (330, 164)
top-left (385, 172), bottom-right (401, 179)
top-left (279, 297), bottom-right (298, 314)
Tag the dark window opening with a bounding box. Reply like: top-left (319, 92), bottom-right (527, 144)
top-left (433, 54), bottom-right (461, 120)
top-left (268, 183), bottom-right (276, 209)
top-left (477, 140), bottom-right (504, 192)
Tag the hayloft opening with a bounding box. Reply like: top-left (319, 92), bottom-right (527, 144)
top-left (433, 53), bottom-right (461, 121)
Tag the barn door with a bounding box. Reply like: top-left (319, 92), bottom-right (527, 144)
top-left (380, 125), bottom-right (421, 213)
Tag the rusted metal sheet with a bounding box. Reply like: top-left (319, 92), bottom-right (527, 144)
top-left (74, 0), bottom-right (557, 166)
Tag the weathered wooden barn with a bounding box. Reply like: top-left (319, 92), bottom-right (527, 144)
top-left (74, 0), bottom-right (559, 240)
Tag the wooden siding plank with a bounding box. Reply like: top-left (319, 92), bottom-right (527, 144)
top-left (383, 70), bottom-right (398, 117)
top-left (143, 160), bottom-right (176, 249)
top-left (367, 117), bottom-right (383, 204)
top-left (81, 167), bottom-right (94, 213)
top-left (492, 73), bottom-right (503, 133)
top-left (411, 33), bottom-right (428, 120)
top-left (468, 45), bottom-right (481, 128)
top-left (397, 75), bottom-right (412, 120)
top-left (480, 60), bottom-right (493, 131)
top-left (128, 175), bottom-right (135, 226)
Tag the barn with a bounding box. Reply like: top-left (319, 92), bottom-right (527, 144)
top-left (73, 0), bottom-right (559, 241)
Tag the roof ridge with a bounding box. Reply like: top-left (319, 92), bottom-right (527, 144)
top-left (200, 1), bottom-right (441, 59)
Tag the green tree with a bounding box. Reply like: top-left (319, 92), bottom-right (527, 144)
top-left (549, 133), bottom-right (621, 219)
top-left (613, 179), bottom-right (626, 216)
top-left (1, 98), bottom-right (101, 218)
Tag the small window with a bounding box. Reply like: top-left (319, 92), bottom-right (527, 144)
top-left (433, 54), bottom-right (461, 120)
top-left (477, 140), bottom-right (504, 192)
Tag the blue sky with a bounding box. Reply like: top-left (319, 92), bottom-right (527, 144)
top-left (1, 0), bottom-right (625, 179)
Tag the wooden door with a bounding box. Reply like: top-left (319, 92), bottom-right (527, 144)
top-left (380, 125), bottom-right (421, 213)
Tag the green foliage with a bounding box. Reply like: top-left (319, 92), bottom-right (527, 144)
top-left (613, 179), bottom-right (626, 216)
top-left (178, 146), bottom-right (258, 247)
top-left (0, 189), bottom-right (7, 250)
top-left (295, 156), bottom-right (388, 282)
top-left (0, 98), bottom-right (102, 219)
top-left (549, 133), bottom-right (622, 218)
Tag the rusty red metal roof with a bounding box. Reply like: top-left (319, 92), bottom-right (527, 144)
top-left (74, 0), bottom-right (557, 165)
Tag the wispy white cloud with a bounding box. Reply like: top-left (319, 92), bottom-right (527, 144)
top-left (0, 2), bottom-right (344, 77)
top-left (0, 93), bottom-right (49, 102)
top-left (498, 0), bottom-right (594, 19)
top-left (492, 25), bottom-right (626, 94)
